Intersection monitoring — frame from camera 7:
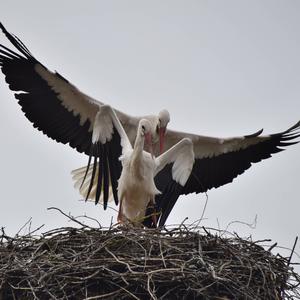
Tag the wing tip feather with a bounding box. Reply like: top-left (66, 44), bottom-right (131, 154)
top-left (244, 128), bottom-right (263, 138)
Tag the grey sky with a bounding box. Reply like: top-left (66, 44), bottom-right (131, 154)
top-left (0, 1), bottom-right (299, 269)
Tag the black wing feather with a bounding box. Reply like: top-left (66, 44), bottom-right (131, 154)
top-left (182, 122), bottom-right (300, 195)
top-left (85, 148), bottom-right (98, 201)
top-left (95, 144), bottom-right (103, 205)
top-left (81, 130), bottom-right (122, 208)
top-left (102, 144), bottom-right (110, 209)
top-left (0, 23), bottom-right (33, 58)
top-left (107, 131), bottom-right (122, 205)
top-left (0, 23), bottom-right (93, 154)
top-left (147, 164), bottom-right (184, 227)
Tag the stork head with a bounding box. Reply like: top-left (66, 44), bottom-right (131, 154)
top-left (157, 109), bottom-right (170, 154)
top-left (139, 119), bottom-right (154, 158)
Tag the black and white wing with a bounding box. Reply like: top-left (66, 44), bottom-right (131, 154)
top-left (0, 23), bottom-right (145, 209)
top-left (0, 23), bottom-right (140, 154)
top-left (152, 138), bottom-right (195, 226)
top-left (0, 23), bottom-right (121, 153)
top-left (163, 121), bottom-right (300, 196)
top-left (81, 105), bottom-right (133, 208)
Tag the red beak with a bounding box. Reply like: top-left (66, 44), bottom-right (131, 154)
top-left (145, 132), bottom-right (154, 158)
top-left (159, 127), bottom-right (166, 154)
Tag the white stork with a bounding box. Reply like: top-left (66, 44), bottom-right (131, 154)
top-left (74, 110), bottom-right (299, 226)
top-left (85, 105), bottom-right (194, 225)
top-left (1, 24), bottom-right (299, 226)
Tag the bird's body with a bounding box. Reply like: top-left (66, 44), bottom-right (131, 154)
top-left (117, 125), bottom-right (160, 224)
top-left (86, 105), bottom-right (194, 225)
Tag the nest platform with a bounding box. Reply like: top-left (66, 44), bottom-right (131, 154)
top-left (0, 224), bottom-right (299, 299)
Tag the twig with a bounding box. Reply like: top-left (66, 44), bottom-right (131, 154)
top-left (288, 236), bottom-right (299, 267)
top-left (47, 207), bottom-right (90, 228)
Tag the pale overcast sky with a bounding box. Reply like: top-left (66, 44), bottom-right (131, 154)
top-left (0, 1), bottom-right (299, 269)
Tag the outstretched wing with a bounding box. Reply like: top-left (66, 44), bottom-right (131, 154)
top-left (163, 121), bottom-right (300, 195)
top-left (0, 23), bottom-right (138, 155)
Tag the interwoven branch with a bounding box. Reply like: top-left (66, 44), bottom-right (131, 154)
top-left (0, 223), bottom-right (299, 299)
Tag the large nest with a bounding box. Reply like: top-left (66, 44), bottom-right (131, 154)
top-left (0, 220), bottom-right (299, 299)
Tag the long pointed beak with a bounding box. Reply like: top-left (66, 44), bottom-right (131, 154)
top-left (159, 127), bottom-right (166, 154)
top-left (145, 132), bottom-right (154, 159)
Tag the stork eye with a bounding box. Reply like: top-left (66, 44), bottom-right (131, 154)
top-left (156, 125), bottom-right (159, 134)
top-left (142, 125), bottom-right (146, 131)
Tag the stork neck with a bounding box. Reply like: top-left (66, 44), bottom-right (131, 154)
top-left (133, 132), bottom-right (145, 157)
top-left (130, 132), bottom-right (145, 178)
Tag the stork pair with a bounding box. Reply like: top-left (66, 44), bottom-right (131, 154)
top-left (75, 105), bottom-right (194, 227)
top-left (0, 23), bottom-right (299, 227)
